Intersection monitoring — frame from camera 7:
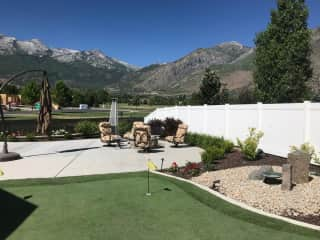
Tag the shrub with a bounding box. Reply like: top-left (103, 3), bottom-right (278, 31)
top-left (183, 162), bottom-right (201, 177)
top-left (74, 121), bottom-right (98, 136)
top-left (169, 162), bottom-right (179, 173)
top-left (223, 140), bottom-right (234, 153)
top-left (148, 119), bottom-right (165, 136)
top-left (7, 134), bottom-right (17, 142)
top-left (51, 129), bottom-right (68, 136)
top-left (163, 118), bottom-right (182, 136)
top-left (0, 132), bottom-right (5, 141)
top-left (118, 120), bottom-right (132, 135)
top-left (26, 133), bottom-right (35, 141)
top-left (290, 142), bottom-right (320, 164)
top-left (237, 128), bottom-right (264, 160)
top-left (185, 133), bottom-right (198, 146)
top-left (201, 146), bottom-right (225, 170)
top-left (185, 133), bottom-right (234, 153)
top-left (64, 132), bottom-right (73, 140)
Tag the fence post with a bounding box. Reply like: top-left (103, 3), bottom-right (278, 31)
top-left (304, 101), bottom-right (311, 142)
top-left (257, 102), bottom-right (263, 131)
top-left (224, 104), bottom-right (230, 138)
top-left (203, 104), bottom-right (208, 133)
top-left (187, 105), bottom-right (191, 126)
top-left (175, 105), bottom-right (178, 119)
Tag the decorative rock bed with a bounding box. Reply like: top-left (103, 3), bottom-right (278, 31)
top-left (192, 166), bottom-right (320, 226)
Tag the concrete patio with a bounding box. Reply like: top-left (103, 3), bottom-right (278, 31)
top-left (0, 139), bottom-right (202, 180)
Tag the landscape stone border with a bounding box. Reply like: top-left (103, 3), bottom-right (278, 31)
top-left (152, 170), bottom-right (320, 232)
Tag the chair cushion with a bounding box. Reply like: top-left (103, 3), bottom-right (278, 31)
top-left (165, 136), bottom-right (174, 142)
top-left (176, 124), bottom-right (188, 138)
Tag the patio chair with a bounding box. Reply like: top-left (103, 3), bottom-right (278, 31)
top-left (165, 123), bottom-right (188, 146)
top-left (99, 122), bottom-right (121, 146)
top-left (123, 121), bottom-right (144, 140)
top-left (134, 124), bottom-right (151, 151)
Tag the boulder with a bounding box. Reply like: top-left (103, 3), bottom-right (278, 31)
top-left (248, 165), bottom-right (273, 180)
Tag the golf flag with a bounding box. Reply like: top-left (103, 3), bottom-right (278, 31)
top-left (0, 168), bottom-right (4, 176)
top-left (147, 160), bottom-right (157, 171)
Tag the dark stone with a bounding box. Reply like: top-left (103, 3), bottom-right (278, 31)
top-left (248, 165), bottom-right (273, 180)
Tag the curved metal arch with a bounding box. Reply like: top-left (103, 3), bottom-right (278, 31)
top-left (0, 70), bottom-right (48, 154)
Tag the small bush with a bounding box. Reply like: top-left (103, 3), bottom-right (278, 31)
top-left (51, 129), bottom-right (68, 136)
top-left (201, 146), bottom-right (225, 170)
top-left (223, 140), bottom-right (234, 153)
top-left (183, 162), bottom-right (201, 177)
top-left (74, 121), bottom-right (98, 136)
top-left (168, 162), bottom-right (179, 173)
top-left (64, 132), bottom-right (73, 140)
top-left (290, 142), bottom-right (320, 164)
top-left (203, 146), bottom-right (225, 161)
top-left (118, 120), bottom-right (132, 135)
top-left (26, 133), bottom-right (35, 141)
top-left (163, 118), bottom-right (182, 136)
top-left (148, 119), bottom-right (165, 136)
top-left (7, 135), bottom-right (17, 142)
top-left (237, 128), bottom-right (264, 160)
top-left (185, 133), bottom-right (234, 153)
top-left (185, 133), bottom-right (198, 146)
top-left (0, 132), bottom-right (5, 141)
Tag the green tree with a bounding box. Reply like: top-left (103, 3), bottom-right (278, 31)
top-left (21, 81), bottom-right (40, 105)
top-left (188, 92), bottom-right (201, 105)
top-left (254, 0), bottom-right (312, 103)
top-left (95, 89), bottom-right (110, 106)
top-left (2, 84), bottom-right (19, 95)
top-left (199, 69), bottom-right (222, 105)
top-left (71, 89), bottom-right (85, 107)
top-left (53, 80), bottom-right (72, 107)
top-left (237, 87), bottom-right (257, 104)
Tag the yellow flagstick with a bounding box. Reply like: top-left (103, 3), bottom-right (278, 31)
top-left (0, 168), bottom-right (4, 176)
top-left (146, 160), bottom-right (157, 196)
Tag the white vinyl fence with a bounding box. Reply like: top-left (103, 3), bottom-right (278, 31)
top-left (144, 101), bottom-right (320, 158)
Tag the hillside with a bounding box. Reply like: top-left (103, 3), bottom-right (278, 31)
top-left (0, 28), bottom-right (319, 95)
top-left (124, 27), bottom-right (320, 95)
top-left (0, 34), bottom-right (136, 88)
top-left (120, 42), bottom-right (255, 94)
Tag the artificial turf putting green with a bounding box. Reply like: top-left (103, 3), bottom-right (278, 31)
top-left (1, 172), bottom-right (319, 240)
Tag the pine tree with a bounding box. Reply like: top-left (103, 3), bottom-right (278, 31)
top-left (199, 69), bottom-right (222, 105)
top-left (254, 0), bottom-right (312, 103)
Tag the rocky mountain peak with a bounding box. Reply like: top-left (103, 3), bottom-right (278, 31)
top-left (218, 41), bottom-right (244, 48)
top-left (0, 33), bottom-right (136, 70)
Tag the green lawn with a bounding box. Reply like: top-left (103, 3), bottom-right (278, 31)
top-left (6, 104), bottom-right (159, 120)
top-left (1, 172), bottom-right (319, 240)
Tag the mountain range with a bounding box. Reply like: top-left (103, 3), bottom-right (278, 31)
top-left (0, 28), bottom-right (319, 95)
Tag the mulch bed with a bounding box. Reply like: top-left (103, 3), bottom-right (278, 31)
top-left (163, 149), bottom-right (288, 179)
top-left (213, 149), bottom-right (287, 170)
top-left (283, 212), bottom-right (320, 227)
top-left (163, 148), bottom-right (320, 227)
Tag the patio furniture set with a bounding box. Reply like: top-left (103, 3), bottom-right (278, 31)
top-left (99, 121), bottom-right (188, 152)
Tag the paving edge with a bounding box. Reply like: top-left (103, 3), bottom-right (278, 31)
top-left (152, 170), bottom-right (320, 232)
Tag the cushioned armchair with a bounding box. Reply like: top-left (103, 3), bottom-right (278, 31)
top-left (123, 121), bottom-right (144, 140)
top-left (165, 124), bottom-right (188, 146)
top-left (134, 125), bottom-right (151, 151)
top-left (99, 122), bottom-right (121, 146)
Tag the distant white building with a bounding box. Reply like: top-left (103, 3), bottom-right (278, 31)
top-left (79, 104), bottom-right (88, 110)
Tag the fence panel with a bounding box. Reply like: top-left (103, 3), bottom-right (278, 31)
top-left (144, 102), bottom-right (320, 157)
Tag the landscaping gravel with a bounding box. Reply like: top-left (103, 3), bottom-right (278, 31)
top-left (192, 166), bottom-right (320, 226)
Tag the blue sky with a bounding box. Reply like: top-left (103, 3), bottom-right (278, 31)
top-left (0, 0), bottom-right (319, 67)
